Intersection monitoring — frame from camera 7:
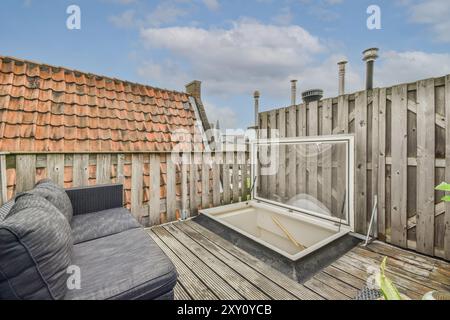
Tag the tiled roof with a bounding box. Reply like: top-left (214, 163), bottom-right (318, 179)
top-left (0, 56), bottom-right (201, 152)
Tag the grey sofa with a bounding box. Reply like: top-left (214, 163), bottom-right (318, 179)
top-left (0, 180), bottom-right (177, 300)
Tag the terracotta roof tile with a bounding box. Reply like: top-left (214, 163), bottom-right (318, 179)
top-left (0, 56), bottom-right (203, 152)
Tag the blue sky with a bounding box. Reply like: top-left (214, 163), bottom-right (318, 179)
top-left (2, 0), bottom-right (450, 129)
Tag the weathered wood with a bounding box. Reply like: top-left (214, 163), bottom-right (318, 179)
top-left (371, 89), bottom-right (380, 229)
top-left (268, 110), bottom-right (278, 199)
top-left (0, 155), bottom-right (8, 205)
top-left (47, 154), bottom-right (64, 187)
top-left (175, 222), bottom-right (297, 300)
top-left (189, 153), bottom-right (199, 215)
top-left (15, 155), bottom-right (36, 193)
top-left (390, 85), bottom-right (408, 247)
top-left (260, 112), bottom-right (269, 198)
top-left (378, 89), bottom-right (387, 240)
top-left (313, 272), bottom-right (358, 298)
top-left (166, 155), bottom-right (177, 221)
top-left (307, 101), bottom-right (318, 198)
top-left (355, 91), bottom-right (368, 234)
top-left (322, 99), bottom-right (333, 210)
top-left (297, 104), bottom-right (307, 195)
top-left (149, 232), bottom-right (216, 300)
top-left (416, 79), bottom-right (436, 255)
top-left (131, 154), bottom-right (144, 220)
top-left (151, 226), bottom-right (242, 300)
top-left (181, 155), bottom-right (188, 219)
top-left (336, 95), bottom-right (349, 219)
top-left (72, 154), bottom-right (89, 187)
top-left (232, 152), bottom-right (240, 202)
top-left (446, 75), bottom-right (450, 260)
top-left (239, 152), bottom-right (249, 201)
top-left (278, 108), bottom-right (286, 198)
top-left (185, 220), bottom-right (322, 300)
top-left (163, 224), bottom-right (269, 300)
top-left (212, 153), bottom-right (221, 207)
top-left (116, 154), bottom-right (125, 185)
top-left (149, 154), bottom-right (161, 226)
top-left (96, 154), bottom-right (111, 185)
top-left (304, 277), bottom-right (349, 300)
top-left (222, 152), bottom-right (231, 204)
top-left (287, 106), bottom-right (297, 198)
top-left (202, 153), bottom-right (210, 208)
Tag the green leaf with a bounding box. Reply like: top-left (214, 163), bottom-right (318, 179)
top-left (436, 182), bottom-right (450, 192)
top-left (378, 257), bottom-right (402, 300)
top-left (441, 195), bottom-right (450, 202)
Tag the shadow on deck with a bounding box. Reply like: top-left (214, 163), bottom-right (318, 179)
top-left (146, 220), bottom-right (450, 300)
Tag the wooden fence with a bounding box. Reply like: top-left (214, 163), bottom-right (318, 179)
top-left (0, 151), bottom-right (251, 227)
top-left (259, 75), bottom-right (450, 261)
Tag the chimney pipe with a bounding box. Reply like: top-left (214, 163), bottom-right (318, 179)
top-left (338, 60), bottom-right (347, 96)
top-left (254, 91), bottom-right (260, 128)
top-left (291, 80), bottom-right (297, 106)
top-left (362, 48), bottom-right (379, 90)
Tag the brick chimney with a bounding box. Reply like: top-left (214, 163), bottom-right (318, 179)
top-left (185, 80), bottom-right (211, 142)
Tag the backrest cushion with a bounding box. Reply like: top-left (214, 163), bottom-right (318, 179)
top-left (0, 194), bottom-right (73, 300)
top-left (27, 179), bottom-right (73, 222)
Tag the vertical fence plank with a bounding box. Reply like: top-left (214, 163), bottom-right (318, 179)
top-left (287, 106), bottom-right (297, 198)
top-left (181, 154), bottom-right (188, 219)
top-left (73, 154), bottom-right (89, 187)
top-left (131, 154), bottom-right (144, 220)
top-left (416, 79), bottom-right (436, 255)
top-left (391, 85), bottom-right (408, 247)
top-left (149, 154), bottom-right (161, 226)
top-left (239, 151), bottom-right (248, 201)
top-left (307, 101), bottom-right (318, 198)
top-left (445, 75), bottom-right (450, 260)
top-left (16, 155), bottom-right (36, 193)
top-left (96, 154), bottom-right (111, 185)
top-left (212, 153), bottom-right (221, 207)
top-left (322, 99), bottom-right (333, 210)
top-left (202, 153), bottom-right (210, 208)
top-left (355, 91), bottom-right (368, 234)
top-left (166, 155), bottom-right (176, 222)
top-left (371, 89), bottom-right (380, 224)
top-left (223, 152), bottom-right (231, 204)
top-left (47, 154), bottom-right (64, 187)
top-left (0, 154), bottom-right (8, 205)
top-left (298, 104), bottom-right (307, 194)
top-left (336, 95), bottom-right (349, 219)
top-left (278, 108), bottom-right (286, 199)
top-left (116, 154), bottom-right (125, 186)
top-left (268, 110), bottom-right (277, 198)
top-left (378, 89), bottom-right (387, 240)
top-left (260, 112), bottom-right (269, 198)
top-left (232, 152), bottom-right (240, 202)
top-left (189, 153), bottom-right (199, 215)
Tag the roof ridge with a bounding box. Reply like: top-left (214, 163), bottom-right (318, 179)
top-left (0, 55), bottom-right (191, 97)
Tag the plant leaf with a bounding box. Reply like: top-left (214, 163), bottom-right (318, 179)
top-left (436, 182), bottom-right (450, 191)
top-left (441, 195), bottom-right (450, 202)
top-left (378, 257), bottom-right (402, 300)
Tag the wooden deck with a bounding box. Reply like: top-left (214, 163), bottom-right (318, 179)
top-left (147, 220), bottom-right (450, 300)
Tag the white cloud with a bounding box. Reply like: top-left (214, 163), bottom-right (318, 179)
top-left (375, 51), bottom-right (450, 87)
top-left (109, 9), bottom-right (136, 28)
top-left (272, 7), bottom-right (293, 26)
top-left (403, 0), bottom-right (450, 42)
top-left (203, 102), bottom-right (239, 129)
top-left (146, 2), bottom-right (188, 27)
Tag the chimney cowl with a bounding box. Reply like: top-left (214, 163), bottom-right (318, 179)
top-left (302, 89), bottom-right (323, 103)
top-left (254, 90), bottom-right (260, 98)
top-left (362, 48), bottom-right (379, 62)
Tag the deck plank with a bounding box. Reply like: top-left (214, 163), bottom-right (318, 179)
top-left (148, 220), bottom-right (450, 301)
top-left (163, 224), bottom-right (270, 300)
top-left (149, 230), bottom-right (218, 300)
top-left (151, 226), bottom-right (243, 300)
top-left (175, 222), bottom-right (297, 300)
top-left (185, 220), bottom-right (323, 300)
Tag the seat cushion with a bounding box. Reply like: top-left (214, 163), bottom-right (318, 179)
top-left (64, 228), bottom-right (177, 300)
top-left (0, 194), bottom-right (73, 300)
top-left (71, 207), bottom-right (141, 244)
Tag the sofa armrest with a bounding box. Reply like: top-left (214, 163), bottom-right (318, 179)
top-left (65, 184), bottom-right (124, 216)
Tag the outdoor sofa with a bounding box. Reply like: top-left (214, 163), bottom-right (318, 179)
top-left (0, 180), bottom-right (177, 300)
